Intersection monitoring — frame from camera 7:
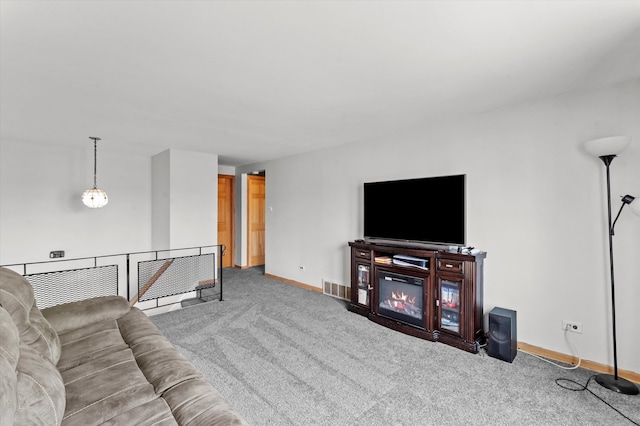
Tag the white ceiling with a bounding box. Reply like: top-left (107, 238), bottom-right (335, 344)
top-left (1, 1), bottom-right (639, 167)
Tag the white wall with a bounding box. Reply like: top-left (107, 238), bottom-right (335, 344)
top-left (219, 165), bottom-right (236, 175)
top-left (0, 144), bottom-right (219, 263)
top-left (238, 79), bottom-right (640, 374)
top-left (0, 140), bottom-right (152, 264)
top-left (152, 149), bottom-right (219, 250)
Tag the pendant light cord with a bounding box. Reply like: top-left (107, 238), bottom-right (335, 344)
top-left (90, 137), bottom-right (101, 188)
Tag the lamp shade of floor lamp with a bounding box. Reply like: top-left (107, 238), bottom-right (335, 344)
top-left (584, 136), bottom-right (639, 395)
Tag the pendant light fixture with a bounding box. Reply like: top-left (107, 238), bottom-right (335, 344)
top-left (82, 137), bottom-right (109, 208)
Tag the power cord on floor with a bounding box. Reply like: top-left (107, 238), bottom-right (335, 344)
top-left (555, 375), bottom-right (639, 425)
top-left (519, 325), bottom-right (582, 370)
top-left (518, 326), bottom-right (638, 423)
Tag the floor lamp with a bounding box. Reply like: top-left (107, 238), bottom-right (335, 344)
top-left (584, 136), bottom-right (639, 395)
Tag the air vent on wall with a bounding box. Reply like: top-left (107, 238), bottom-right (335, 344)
top-left (322, 279), bottom-right (350, 301)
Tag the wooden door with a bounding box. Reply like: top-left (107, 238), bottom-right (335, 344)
top-left (247, 175), bottom-right (265, 267)
top-left (218, 175), bottom-right (235, 268)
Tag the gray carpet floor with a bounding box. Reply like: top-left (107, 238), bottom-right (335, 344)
top-left (151, 267), bottom-right (640, 425)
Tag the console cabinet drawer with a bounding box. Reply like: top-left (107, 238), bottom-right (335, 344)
top-left (438, 259), bottom-right (464, 274)
top-left (354, 249), bottom-right (371, 260)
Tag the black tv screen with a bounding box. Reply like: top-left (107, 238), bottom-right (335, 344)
top-left (364, 174), bottom-right (465, 246)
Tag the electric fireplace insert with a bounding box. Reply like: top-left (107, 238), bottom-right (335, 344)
top-left (377, 270), bottom-right (425, 328)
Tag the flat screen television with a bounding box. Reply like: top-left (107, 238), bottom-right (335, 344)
top-left (363, 174), bottom-right (465, 246)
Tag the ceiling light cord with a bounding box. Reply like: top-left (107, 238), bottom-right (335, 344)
top-left (90, 136), bottom-right (101, 188)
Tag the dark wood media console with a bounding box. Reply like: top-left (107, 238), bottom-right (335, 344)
top-left (348, 241), bottom-right (486, 353)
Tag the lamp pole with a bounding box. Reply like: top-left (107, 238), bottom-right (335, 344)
top-left (594, 155), bottom-right (638, 395)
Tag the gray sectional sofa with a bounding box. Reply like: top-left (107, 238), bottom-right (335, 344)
top-left (0, 266), bottom-right (248, 425)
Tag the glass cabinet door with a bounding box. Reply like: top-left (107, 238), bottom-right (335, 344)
top-left (439, 279), bottom-right (461, 334)
top-left (357, 263), bottom-right (370, 306)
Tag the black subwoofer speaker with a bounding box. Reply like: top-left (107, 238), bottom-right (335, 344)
top-left (487, 307), bottom-right (517, 362)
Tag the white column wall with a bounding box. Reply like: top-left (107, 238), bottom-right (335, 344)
top-left (152, 150), bottom-right (171, 250)
top-left (237, 173), bottom-right (248, 267)
top-left (151, 149), bottom-right (218, 250)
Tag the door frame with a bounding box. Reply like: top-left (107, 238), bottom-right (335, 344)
top-left (246, 174), bottom-right (266, 267)
top-left (217, 174), bottom-right (235, 268)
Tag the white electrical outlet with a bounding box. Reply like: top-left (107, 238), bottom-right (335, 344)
top-left (562, 320), bottom-right (583, 334)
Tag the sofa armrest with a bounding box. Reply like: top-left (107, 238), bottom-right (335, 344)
top-left (41, 296), bottom-right (131, 335)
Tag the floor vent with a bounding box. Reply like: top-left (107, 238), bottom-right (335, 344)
top-left (322, 279), bottom-right (350, 301)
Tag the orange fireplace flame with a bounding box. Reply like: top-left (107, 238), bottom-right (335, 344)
top-left (391, 291), bottom-right (416, 305)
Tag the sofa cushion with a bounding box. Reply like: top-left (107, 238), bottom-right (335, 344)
top-left (0, 306), bottom-right (19, 426)
top-left (117, 304), bottom-right (167, 343)
top-left (130, 337), bottom-right (204, 394)
top-left (15, 345), bottom-right (66, 426)
top-left (61, 348), bottom-right (169, 425)
top-left (0, 268), bottom-right (61, 365)
top-left (56, 319), bottom-right (129, 372)
top-left (119, 307), bottom-right (203, 393)
top-left (99, 398), bottom-right (178, 426)
top-left (29, 303), bottom-right (62, 364)
top-left (163, 378), bottom-right (248, 426)
top-left (42, 295), bottom-right (130, 335)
